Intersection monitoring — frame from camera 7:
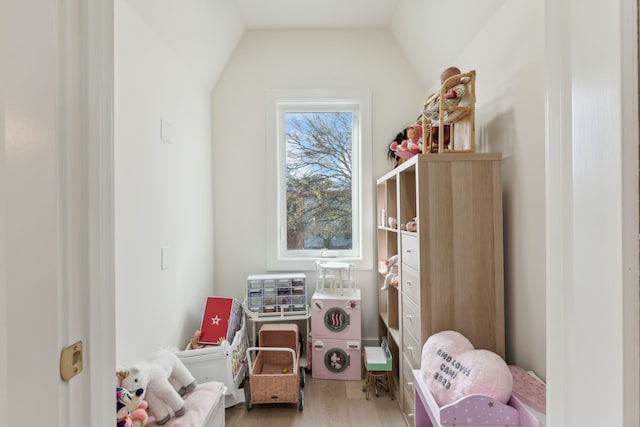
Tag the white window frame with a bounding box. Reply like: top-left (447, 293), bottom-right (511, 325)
top-left (266, 89), bottom-right (373, 272)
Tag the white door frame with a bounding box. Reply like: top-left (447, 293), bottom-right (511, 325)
top-left (2, 1), bottom-right (114, 425)
top-left (53, 1), bottom-right (640, 425)
top-left (545, 0), bottom-right (639, 425)
top-left (621, 1), bottom-right (640, 425)
top-left (86, 0), bottom-right (116, 425)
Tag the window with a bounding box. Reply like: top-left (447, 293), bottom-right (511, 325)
top-left (266, 90), bottom-right (372, 271)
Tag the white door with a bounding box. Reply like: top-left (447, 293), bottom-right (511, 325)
top-left (1, 1), bottom-right (114, 426)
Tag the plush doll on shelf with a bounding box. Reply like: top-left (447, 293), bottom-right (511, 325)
top-left (402, 124), bottom-right (423, 156)
top-left (116, 386), bottom-right (149, 427)
top-left (422, 66), bottom-right (467, 122)
top-left (117, 349), bottom-right (197, 426)
top-left (380, 254), bottom-right (399, 291)
top-left (389, 124), bottom-right (423, 165)
top-left (387, 127), bottom-right (408, 168)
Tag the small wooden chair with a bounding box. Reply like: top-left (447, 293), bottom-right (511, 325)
top-left (420, 69), bottom-right (477, 154)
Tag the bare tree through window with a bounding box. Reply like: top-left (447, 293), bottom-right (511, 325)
top-left (285, 112), bottom-right (353, 251)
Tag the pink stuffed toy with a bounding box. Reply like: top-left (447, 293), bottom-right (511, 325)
top-left (420, 330), bottom-right (513, 407)
top-left (390, 124), bottom-right (423, 161)
top-left (389, 139), bottom-right (410, 159)
top-left (116, 386), bottom-right (149, 427)
top-left (403, 124), bottom-right (422, 155)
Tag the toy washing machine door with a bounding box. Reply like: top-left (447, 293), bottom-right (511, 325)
top-left (311, 338), bottom-right (361, 380)
top-left (311, 291), bottom-right (361, 339)
top-left (324, 347), bottom-right (350, 373)
top-left (324, 307), bottom-right (350, 333)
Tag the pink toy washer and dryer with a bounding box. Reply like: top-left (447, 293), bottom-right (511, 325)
top-left (311, 289), bottom-right (362, 380)
top-left (311, 289), bottom-right (361, 340)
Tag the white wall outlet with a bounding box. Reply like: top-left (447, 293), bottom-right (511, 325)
top-left (160, 118), bottom-right (172, 143)
top-left (161, 246), bottom-right (169, 270)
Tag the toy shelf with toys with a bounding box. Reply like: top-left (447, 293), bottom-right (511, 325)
top-left (389, 68), bottom-right (477, 166)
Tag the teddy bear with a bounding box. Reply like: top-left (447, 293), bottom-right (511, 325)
top-left (116, 386), bottom-right (149, 427)
top-left (380, 254), bottom-right (399, 291)
top-left (117, 349), bottom-right (197, 426)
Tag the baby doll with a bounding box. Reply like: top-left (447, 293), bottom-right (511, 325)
top-left (389, 124), bottom-right (423, 162)
top-left (387, 127), bottom-right (408, 168)
top-left (422, 66), bottom-right (467, 121)
top-left (402, 124), bottom-right (423, 156)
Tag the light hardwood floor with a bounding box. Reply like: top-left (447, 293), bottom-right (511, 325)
top-left (225, 375), bottom-right (408, 427)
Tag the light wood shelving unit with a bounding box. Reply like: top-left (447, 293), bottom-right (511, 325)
top-left (376, 153), bottom-right (505, 425)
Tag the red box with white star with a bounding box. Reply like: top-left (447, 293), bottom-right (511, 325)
top-left (198, 297), bottom-right (242, 345)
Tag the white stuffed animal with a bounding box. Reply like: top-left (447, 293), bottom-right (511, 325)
top-left (381, 255), bottom-right (399, 291)
top-left (330, 352), bottom-right (342, 370)
top-left (118, 349), bottom-right (197, 425)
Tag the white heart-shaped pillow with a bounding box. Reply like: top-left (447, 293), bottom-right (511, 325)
top-left (421, 330), bottom-right (513, 406)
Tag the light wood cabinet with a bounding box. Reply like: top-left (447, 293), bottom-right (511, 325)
top-left (376, 153), bottom-right (504, 424)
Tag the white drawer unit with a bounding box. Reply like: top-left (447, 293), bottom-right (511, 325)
top-left (401, 264), bottom-right (420, 306)
top-left (401, 233), bottom-right (420, 270)
top-left (246, 273), bottom-right (306, 316)
top-left (402, 325), bottom-right (421, 369)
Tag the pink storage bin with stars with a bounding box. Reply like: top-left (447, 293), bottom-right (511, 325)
top-left (199, 297), bottom-right (243, 346)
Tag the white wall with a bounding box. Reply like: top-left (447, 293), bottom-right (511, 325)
top-left (393, 1), bottom-right (547, 379)
top-left (211, 29), bottom-right (426, 344)
top-left (457, 1), bottom-right (547, 379)
top-left (390, 0), bottom-right (509, 87)
top-left (114, 0), bottom-right (242, 364)
top-left (546, 0), bottom-right (638, 424)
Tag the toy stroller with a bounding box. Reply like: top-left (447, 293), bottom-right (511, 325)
top-left (244, 324), bottom-right (304, 411)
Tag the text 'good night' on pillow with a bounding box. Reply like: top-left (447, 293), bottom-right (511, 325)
top-left (420, 330), bottom-right (513, 407)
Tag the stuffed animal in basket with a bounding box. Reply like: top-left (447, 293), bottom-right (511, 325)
top-left (117, 349), bottom-right (197, 426)
top-left (116, 386), bottom-right (149, 427)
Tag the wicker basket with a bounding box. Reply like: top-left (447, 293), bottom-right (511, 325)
top-left (246, 324), bottom-right (301, 405)
top-left (249, 346), bottom-right (300, 403)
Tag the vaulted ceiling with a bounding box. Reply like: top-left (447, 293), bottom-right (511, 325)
top-left (125, 0), bottom-right (507, 89)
